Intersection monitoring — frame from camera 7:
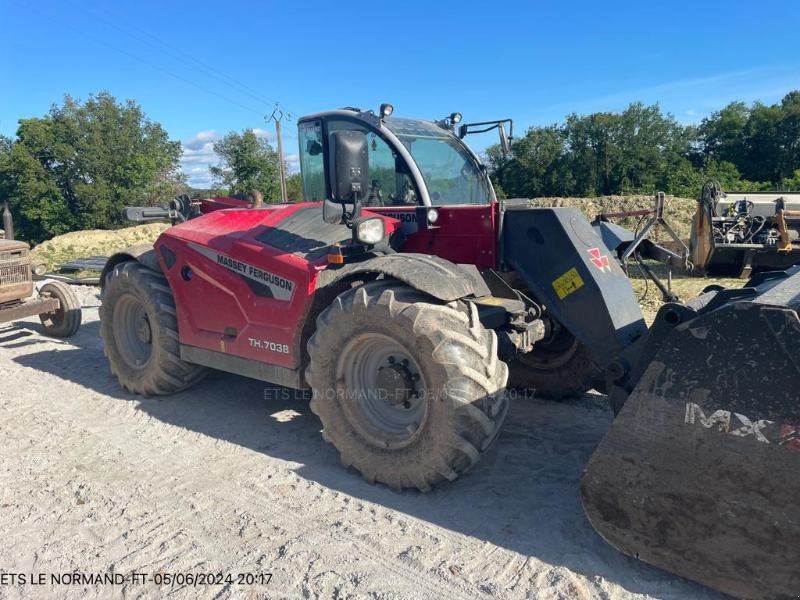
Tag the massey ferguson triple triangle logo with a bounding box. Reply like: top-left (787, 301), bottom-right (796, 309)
top-left (588, 248), bottom-right (611, 272)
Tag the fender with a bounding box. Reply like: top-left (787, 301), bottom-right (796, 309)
top-left (100, 243), bottom-right (162, 290)
top-left (323, 253), bottom-right (482, 302)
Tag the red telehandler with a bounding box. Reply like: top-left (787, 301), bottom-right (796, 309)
top-left (101, 105), bottom-right (800, 600)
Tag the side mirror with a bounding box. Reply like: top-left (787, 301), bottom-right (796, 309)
top-left (322, 198), bottom-right (345, 225)
top-left (329, 130), bottom-right (369, 205)
top-left (499, 123), bottom-right (511, 155)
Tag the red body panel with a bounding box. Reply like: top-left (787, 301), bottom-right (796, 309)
top-left (156, 204), bottom-right (317, 369)
top-left (156, 199), bottom-right (499, 370)
top-left (369, 204), bottom-right (499, 268)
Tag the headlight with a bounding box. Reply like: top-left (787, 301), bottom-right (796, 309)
top-left (354, 217), bottom-right (385, 245)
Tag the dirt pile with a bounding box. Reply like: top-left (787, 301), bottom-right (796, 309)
top-left (528, 195), bottom-right (697, 242)
top-left (31, 223), bottom-right (169, 271)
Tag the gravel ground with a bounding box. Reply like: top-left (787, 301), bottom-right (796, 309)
top-left (0, 285), bottom-right (724, 600)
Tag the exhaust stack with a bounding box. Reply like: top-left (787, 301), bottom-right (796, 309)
top-left (2, 203), bottom-right (13, 240)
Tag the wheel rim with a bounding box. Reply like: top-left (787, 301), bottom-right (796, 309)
top-left (336, 332), bottom-right (428, 449)
top-left (112, 293), bottom-right (153, 369)
top-left (517, 321), bottom-right (579, 370)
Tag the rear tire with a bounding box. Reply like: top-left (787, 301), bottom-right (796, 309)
top-left (306, 280), bottom-right (509, 492)
top-left (508, 323), bottom-right (600, 399)
top-left (100, 261), bottom-right (206, 396)
top-left (39, 281), bottom-right (82, 338)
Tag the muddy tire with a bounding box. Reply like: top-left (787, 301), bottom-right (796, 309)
top-left (38, 281), bottom-right (82, 338)
top-left (306, 280), bottom-right (509, 492)
top-left (508, 324), bottom-right (600, 399)
top-left (100, 261), bottom-right (206, 396)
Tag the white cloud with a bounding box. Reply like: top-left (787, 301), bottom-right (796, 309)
top-left (180, 128), bottom-right (301, 188)
top-left (180, 130), bottom-right (222, 188)
top-left (182, 130), bottom-right (220, 151)
top-left (251, 127), bottom-right (275, 142)
top-left (193, 130), bottom-right (219, 143)
top-left (181, 142), bottom-right (216, 164)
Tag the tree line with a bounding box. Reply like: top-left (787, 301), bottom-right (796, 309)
top-left (488, 91), bottom-right (800, 199)
top-left (3, 90), bottom-right (800, 244)
top-left (0, 92), bottom-right (292, 243)
top-left (0, 92), bottom-right (186, 243)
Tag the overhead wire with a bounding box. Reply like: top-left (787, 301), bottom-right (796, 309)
top-left (10, 0), bottom-right (272, 118)
top-left (63, 0), bottom-right (294, 117)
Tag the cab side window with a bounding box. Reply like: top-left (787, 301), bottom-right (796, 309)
top-left (298, 120), bottom-right (325, 201)
top-left (327, 120), bottom-right (418, 207)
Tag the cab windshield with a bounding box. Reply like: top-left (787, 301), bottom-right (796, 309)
top-left (384, 117), bottom-right (492, 205)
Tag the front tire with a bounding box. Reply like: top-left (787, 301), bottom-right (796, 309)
top-left (306, 280), bottom-right (509, 492)
top-left (100, 261), bottom-right (206, 396)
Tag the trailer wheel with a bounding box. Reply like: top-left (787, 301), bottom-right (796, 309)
top-left (306, 280), bottom-right (509, 492)
top-left (100, 261), bottom-right (206, 396)
top-left (508, 322), bottom-right (600, 399)
top-left (38, 281), bottom-right (82, 337)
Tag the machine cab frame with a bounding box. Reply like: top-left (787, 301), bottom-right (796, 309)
top-left (297, 109), bottom-right (496, 209)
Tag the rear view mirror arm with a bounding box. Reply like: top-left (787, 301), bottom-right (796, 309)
top-left (458, 119), bottom-right (514, 140)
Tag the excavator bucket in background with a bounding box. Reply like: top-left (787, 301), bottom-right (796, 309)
top-left (582, 266), bottom-right (800, 600)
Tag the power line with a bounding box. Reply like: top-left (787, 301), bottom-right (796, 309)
top-left (11, 0), bottom-right (269, 117)
top-left (63, 0), bottom-right (294, 117)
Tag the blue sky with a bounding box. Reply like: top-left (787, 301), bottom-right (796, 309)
top-left (2, 0), bottom-right (799, 188)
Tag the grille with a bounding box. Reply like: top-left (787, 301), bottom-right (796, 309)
top-left (0, 248), bottom-right (31, 289)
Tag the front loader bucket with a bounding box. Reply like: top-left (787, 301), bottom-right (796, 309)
top-left (582, 267), bottom-right (800, 600)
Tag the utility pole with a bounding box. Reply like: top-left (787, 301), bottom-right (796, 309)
top-left (267, 105), bottom-right (289, 203)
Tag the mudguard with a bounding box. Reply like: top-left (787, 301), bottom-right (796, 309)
top-left (324, 253), bottom-right (486, 302)
top-left (582, 266), bottom-right (800, 600)
top-left (100, 244), bottom-right (162, 289)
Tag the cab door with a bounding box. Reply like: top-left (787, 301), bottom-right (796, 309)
top-left (298, 116), bottom-right (499, 268)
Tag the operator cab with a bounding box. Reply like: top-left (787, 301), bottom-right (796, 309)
top-left (297, 106), bottom-right (498, 210)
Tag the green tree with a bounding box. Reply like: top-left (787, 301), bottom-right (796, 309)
top-left (699, 101), bottom-right (749, 169)
top-left (4, 92), bottom-right (182, 242)
top-left (700, 92), bottom-right (800, 185)
top-left (0, 136), bottom-right (13, 202)
top-left (488, 125), bottom-right (571, 197)
top-left (492, 102), bottom-right (695, 198)
top-left (781, 168), bottom-right (800, 190)
top-left (285, 172), bottom-right (303, 202)
top-left (743, 101), bottom-right (783, 183)
top-left (210, 130), bottom-right (281, 200)
top-left (777, 92), bottom-right (800, 182)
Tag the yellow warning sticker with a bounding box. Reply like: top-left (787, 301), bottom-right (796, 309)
top-left (552, 268), bottom-right (585, 300)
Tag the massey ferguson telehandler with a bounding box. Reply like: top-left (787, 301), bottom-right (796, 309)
top-left (100, 105), bottom-right (800, 600)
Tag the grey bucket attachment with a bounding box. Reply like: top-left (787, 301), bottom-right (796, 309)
top-left (582, 266), bottom-right (800, 600)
